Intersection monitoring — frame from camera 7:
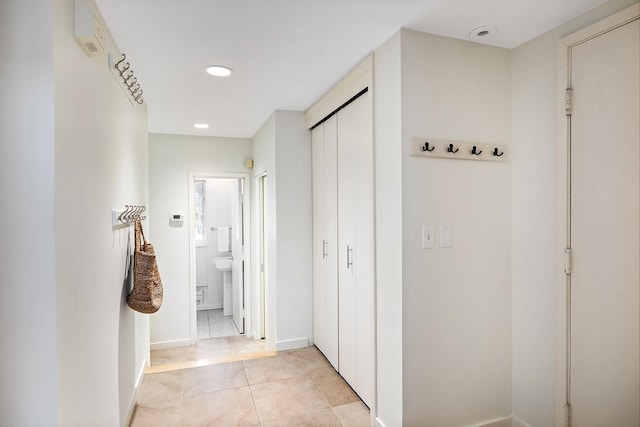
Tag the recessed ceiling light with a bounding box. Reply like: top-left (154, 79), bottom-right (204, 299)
top-left (193, 123), bottom-right (209, 129)
top-left (205, 65), bottom-right (233, 77)
top-left (469, 26), bottom-right (497, 40)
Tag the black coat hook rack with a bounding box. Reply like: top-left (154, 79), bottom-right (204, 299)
top-left (411, 138), bottom-right (508, 162)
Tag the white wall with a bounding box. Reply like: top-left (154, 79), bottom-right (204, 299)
top-left (373, 31), bottom-right (404, 427)
top-left (0, 1), bottom-right (58, 425)
top-left (510, 1), bottom-right (639, 425)
top-left (148, 134), bottom-right (252, 346)
top-left (252, 111), bottom-right (313, 351)
top-left (399, 29), bottom-right (513, 426)
top-left (53, 0), bottom-right (150, 424)
top-left (274, 111), bottom-right (313, 350)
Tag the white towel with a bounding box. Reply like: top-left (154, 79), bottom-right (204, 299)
top-left (217, 227), bottom-right (230, 252)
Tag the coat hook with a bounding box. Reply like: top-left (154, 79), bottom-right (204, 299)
top-left (493, 147), bottom-right (504, 157)
top-left (130, 83), bottom-right (141, 94)
top-left (471, 145), bottom-right (482, 155)
top-left (115, 53), bottom-right (127, 71)
top-left (422, 142), bottom-right (435, 152)
top-left (447, 144), bottom-right (459, 153)
top-left (120, 205), bottom-right (131, 223)
top-left (123, 70), bottom-right (135, 83)
top-left (126, 77), bottom-right (138, 89)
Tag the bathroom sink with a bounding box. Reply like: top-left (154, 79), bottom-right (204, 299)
top-left (213, 256), bottom-right (233, 271)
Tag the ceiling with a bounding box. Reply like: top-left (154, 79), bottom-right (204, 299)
top-left (95, 0), bottom-right (606, 139)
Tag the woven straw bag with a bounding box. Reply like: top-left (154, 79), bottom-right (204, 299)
top-left (128, 220), bottom-right (163, 313)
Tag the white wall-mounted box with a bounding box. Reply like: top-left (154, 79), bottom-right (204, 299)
top-left (74, 0), bottom-right (105, 57)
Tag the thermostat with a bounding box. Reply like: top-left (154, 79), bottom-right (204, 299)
top-left (170, 214), bottom-right (184, 224)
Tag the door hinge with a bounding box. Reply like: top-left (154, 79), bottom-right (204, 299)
top-left (565, 88), bottom-right (573, 116)
top-left (565, 248), bottom-right (573, 274)
top-left (565, 403), bottom-right (571, 427)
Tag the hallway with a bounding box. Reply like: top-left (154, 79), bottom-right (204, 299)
top-left (131, 346), bottom-right (370, 426)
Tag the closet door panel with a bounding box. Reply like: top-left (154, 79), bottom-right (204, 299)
top-left (352, 91), bottom-right (374, 407)
top-left (312, 124), bottom-right (325, 354)
top-left (337, 108), bottom-right (358, 391)
top-left (337, 92), bottom-right (374, 406)
top-left (312, 117), bottom-right (339, 369)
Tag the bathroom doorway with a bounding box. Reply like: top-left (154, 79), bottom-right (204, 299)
top-left (188, 172), bottom-right (252, 344)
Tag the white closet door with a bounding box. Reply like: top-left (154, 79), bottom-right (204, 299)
top-left (337, 91), bottom-right (374, 407)
top-left (569, 18), bottom-right (639, 426)
top-left (312, 116), bottom-right (339, 369)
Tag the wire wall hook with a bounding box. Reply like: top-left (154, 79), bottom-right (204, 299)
top-left (493, 147), bottom-right (504, 157)
top-left (447, 143), bottom-right (459, 153)
top-left (471, 145), bottom-right (482, 155)
top-left (113, 53), bottom-right (145, 105)
top-left (422, 142), bottom-right (435, 152)
top-left (113, 205), bottom-right (147, 228)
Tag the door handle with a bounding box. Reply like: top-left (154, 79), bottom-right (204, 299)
top-left (322, 239), bottom-right (328, 259)
top-left (346, 245), bottom-right (353, 269)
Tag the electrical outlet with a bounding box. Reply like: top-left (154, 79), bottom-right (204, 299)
top-left (422, 225), bottom-right (434, 249)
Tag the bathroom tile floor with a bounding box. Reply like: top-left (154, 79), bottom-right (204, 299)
top-left (198, 309), bottom-right (240, 339)
top-left (131, 346), bottom-right (370, 426)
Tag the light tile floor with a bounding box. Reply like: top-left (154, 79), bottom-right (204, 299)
top-left (132, 345), bottom-right (370, 426)
top-left (198, 309), bottom-right (240, 339)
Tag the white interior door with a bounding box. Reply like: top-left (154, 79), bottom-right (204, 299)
top-left (337, 91), bottom-right (375, 407)
top-left (312, 115), bottom-right (339, 369)
top-left (231, 179), bottom-right (244, 334)
top-left (569, 16), bottom-right (639, 426)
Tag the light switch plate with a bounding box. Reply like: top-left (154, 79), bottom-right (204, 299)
top-left (422, 225), bottom-right (434, 249)
top-left (440, 225), bottom-right (451, 248)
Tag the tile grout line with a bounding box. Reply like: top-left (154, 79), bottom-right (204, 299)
top-left (244, 362), bottom-right (263, 424)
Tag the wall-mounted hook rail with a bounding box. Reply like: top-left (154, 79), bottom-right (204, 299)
top-left (411, 138), bottom-right (508, 162)
top-left (110, 52), bottom-right (145, 105)
top-left (112, 204), bottom-right (147, 228)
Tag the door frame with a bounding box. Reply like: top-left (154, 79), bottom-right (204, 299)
top-left (254, 172), bottom-right (268, 340)
top-left (554, 4), bottom-right (640, 424)
top-left (188, 171), bottom-right (252, 344)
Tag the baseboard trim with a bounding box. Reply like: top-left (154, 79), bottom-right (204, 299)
top-left (512, 416), bottom-right (533, 427)
top-left (470, 416), bottom-right (513, 427)
top-left (150, 338), bottom-right (191, 350)
top-left (374, 415), bottom-right (526, 427)
top-left (196, 302), bottom-right (223, 311)
top-left (122, 358), bottom-right (148, 427)
top-left (373, 416), bottom-right (388, 427)
top-left (275, 337), bottom-right (308, 351)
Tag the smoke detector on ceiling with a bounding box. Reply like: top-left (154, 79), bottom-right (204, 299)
top-left (468, 26), bottom-right (497, 41)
